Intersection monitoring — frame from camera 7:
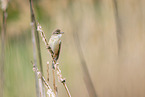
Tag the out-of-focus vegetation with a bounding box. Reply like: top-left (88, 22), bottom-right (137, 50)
top-left (1, 0), bottom-right (145, 97)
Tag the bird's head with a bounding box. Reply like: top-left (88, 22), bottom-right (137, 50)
top-left (52, 29), bottom-right (64, 35)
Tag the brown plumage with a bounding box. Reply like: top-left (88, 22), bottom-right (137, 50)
top-left (48, 29), bottom-right (64, 61)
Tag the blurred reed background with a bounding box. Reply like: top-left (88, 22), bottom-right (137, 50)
top-left (1, 0), bottom-right (145, 97)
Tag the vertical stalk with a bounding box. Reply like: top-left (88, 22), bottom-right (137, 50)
top-left (31, 21), bottom-right (40, 97)
top-left (52, 69), bottom-right (57, 96)
top-left (29, 0), bottom-right (43, 74)
top-left (29, 0), bottom-right (45, 97)
top-left (47, 61), bottom-right (49, 82)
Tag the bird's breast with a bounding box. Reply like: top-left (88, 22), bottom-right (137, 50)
top-left (48, 36), bottom-right (60, 54)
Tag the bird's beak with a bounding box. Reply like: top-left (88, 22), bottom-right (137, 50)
top-left (60, 32), bottom-right (64, 34)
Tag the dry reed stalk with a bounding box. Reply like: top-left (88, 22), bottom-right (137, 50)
top-left (39, 76), bottom-right (43, 97)
top-left (29, 1), bottom-right (40, 97)
top-left (52, 68), bottom-right (57, 96)
top-left (37, 23), bottom-right (54, 56)
top-left (63, 83), bottom-right (71, 97)
top-left (55, 63), bottom-right (71, 97)
top-left (47, 61), bottom-right (49, 82)
top-left (32, 62), bottom-right (55, 97)
top-left (37, 24), bottom-right (72, 97)
top-left (31, 21), bottom-right (40, 97)
top-left (29, 0), bottom-right (43, 74)
top-left (37, 24), bottom-right (57, 96)
top-left (29, 0), bottom-right (45, 97)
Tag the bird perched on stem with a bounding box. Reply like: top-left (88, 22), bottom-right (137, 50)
top-left (48, 29), bottom-right (64, 68)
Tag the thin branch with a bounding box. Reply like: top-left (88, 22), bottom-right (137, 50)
top-left (37, 24), bottom-right (71, 97)
top-left (47, 61), bottom-right (49, 82)
top-left (52, 68), bottom-right (57, 96)
top-left (37, 23), bottom-right (54, 57)
top-left (63, 83), bottom-right (71, 97)
top-left (55, 63), bottom-right (71, 97)
top-left (37, 24), bottom-right (57, 96)
top-left (32, 62), bottom-right (55, 97)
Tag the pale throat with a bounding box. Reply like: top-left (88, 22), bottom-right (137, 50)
top-left (52, 34), bottom-right (62, 40)
top-left (57, 34), bottom-right (62, 38)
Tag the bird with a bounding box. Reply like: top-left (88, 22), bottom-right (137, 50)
top-left (48, 29), bottom-right (64, 68)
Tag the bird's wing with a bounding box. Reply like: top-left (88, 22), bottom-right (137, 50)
top-left (55, 40), bottom-right (61, 61)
